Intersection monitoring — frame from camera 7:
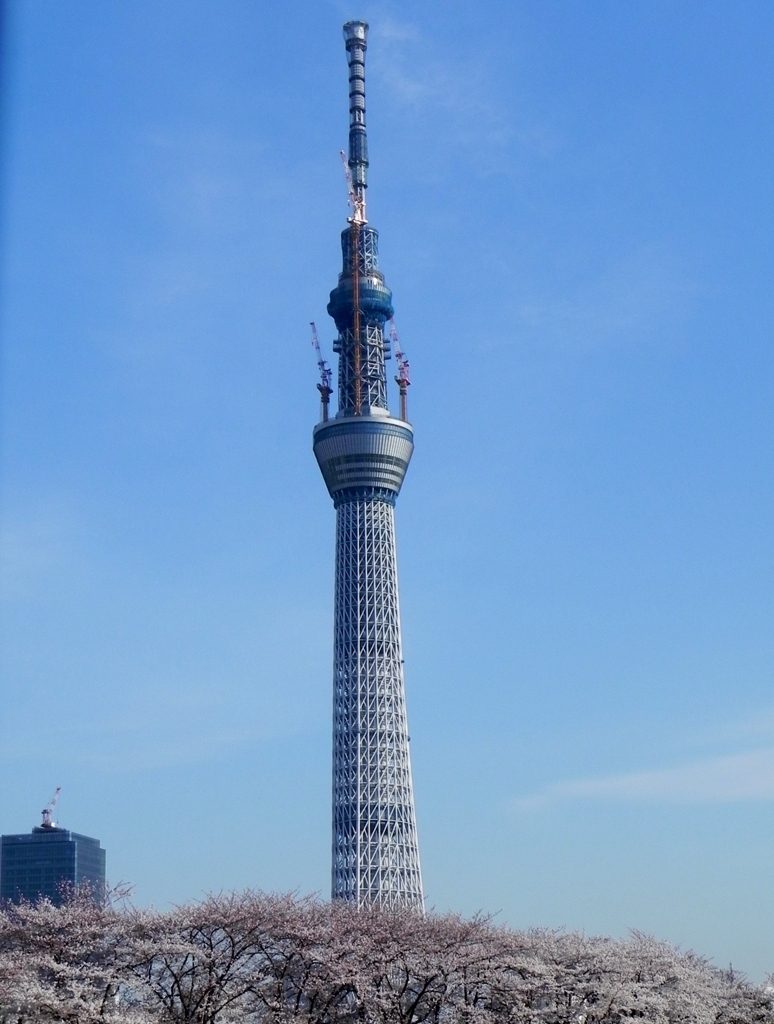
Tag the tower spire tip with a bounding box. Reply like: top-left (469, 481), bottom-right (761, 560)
top-left (343, 20), bottom-right (368, 44)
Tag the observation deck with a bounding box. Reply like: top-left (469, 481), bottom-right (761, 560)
top-left (313, 412), bottom-right (413, 507)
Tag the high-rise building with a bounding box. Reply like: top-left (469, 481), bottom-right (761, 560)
top-left (313, 21), bottom-right (423, 910)
top-left (0, 826), bottom-right (106, 905)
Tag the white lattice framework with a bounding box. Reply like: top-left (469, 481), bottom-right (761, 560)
top-left (332, 497), bottom-right (424, 909)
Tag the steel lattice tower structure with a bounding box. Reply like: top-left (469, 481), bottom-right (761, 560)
top-left (313, 21), bottom-right (424, 911)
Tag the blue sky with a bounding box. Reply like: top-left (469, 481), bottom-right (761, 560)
top-left (1, 0), bottom-right (774, 981)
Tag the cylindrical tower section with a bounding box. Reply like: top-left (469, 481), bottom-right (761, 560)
top-left (328, 224), bottom-right (393, 417)
top-left (343, 21), bottom-right (368, 194)
top-left (330, 22), bottom-right (395, 418)
top-left (313, 416), bottom-right (412, 503)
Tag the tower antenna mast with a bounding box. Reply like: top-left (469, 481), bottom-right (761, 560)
top-left (340, 151), bottom-right (365, 415)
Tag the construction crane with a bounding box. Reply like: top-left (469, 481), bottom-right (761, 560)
top-left (310, 322), bottom-right (333, 421)
top-left (340, 150), bottom-right (364, 415)
top-left (388, 319), bottom-right (411, 421)
top-left (339, 149), bottom-right (366, 226)
top-left (40, 786), bottom-right (61, 829)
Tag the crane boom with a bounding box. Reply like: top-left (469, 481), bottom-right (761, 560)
top-left (41, 786), bottom-right (61, 829)
top-left (388, 319), bottom-right (410, 421)
top-left (310, 322), bottom-right (333, 421)
top-left (339, 149), bottom-right (366, 225)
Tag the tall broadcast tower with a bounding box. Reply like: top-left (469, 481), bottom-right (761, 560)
top-left (312, 21), bottom-right (424, 910)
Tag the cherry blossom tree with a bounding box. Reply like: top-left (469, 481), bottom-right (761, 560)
top-left (1, 889), bottom-right (772, 1023)
top-left (0, 884), bottom-right (145, 1024)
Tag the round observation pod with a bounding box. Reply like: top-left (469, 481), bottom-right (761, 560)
top-left (313, 415), bottom-right (414, 507)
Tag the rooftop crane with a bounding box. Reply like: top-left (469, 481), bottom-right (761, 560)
top-left (41, 786), bottom-right (61, 829)
top-left (310, 322), bottom-right (333, 421)
top-left (340, 150), bottom-right (364, 415)
top-left (388, 319), bottom-right (411, 421)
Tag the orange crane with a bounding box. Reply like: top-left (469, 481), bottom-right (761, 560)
top-left (310, 322), bottom-right (333, 421)
top-left (340, 150), bottom-right (365, 415)
top-left (388, 319), bottom-right (411, 421)
top-left (41, 786), bottom-right (61, 829)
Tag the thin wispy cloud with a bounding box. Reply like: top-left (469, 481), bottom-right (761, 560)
top-left (516, 748), bottom-right (774, 810)
top-left (716, 708), bottom-right (774, 744)
top-left (87, 127), bottom-right (309, 385)
top-left (0, 698), bottom-right (311, 773)
top-left (1, 513), bottom-right (330, 770)
top-left (511, 243), bottom-right (699, 354)
top-left (0, 501), bottom-right (85, 603)
top-left (0, 646), bottom-right (325, 771)
top-left (369, 15), bottom-right (420, 45)
top-left (367, 16), bottom-right (512, 154)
